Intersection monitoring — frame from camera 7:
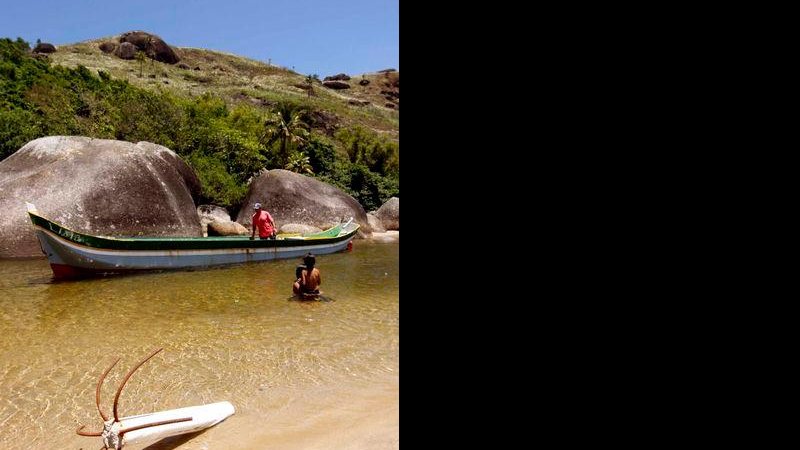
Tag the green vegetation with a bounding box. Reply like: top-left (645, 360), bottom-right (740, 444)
top-left (262, 101), bottom-right (310, 167)
top-left (135, 50), bottom-right (145, 77)
top-left (0, 38), bottom-right (398, 210)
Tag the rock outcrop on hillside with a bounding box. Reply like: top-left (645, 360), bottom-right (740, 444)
top-left (115, 42), bottom-right (137, 59)
top-left (322, 80), bottom-right (350, 90)
top-left (119, 31), bottom-right (180, 64)
top-left (98, 41), bottom-right (117, 53)
top-left (324, 73), bottom-right (351, 81)
top-left (308, 110), bottom-right (340, 136)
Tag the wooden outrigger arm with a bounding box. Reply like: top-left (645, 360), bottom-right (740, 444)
top-left (76, 348), bottom-right (193, 449)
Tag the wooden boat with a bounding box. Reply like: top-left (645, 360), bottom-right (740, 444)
top-left (26, 203), bottom-right (359, 279)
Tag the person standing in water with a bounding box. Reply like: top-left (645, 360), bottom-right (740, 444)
top-left (294, 253), bottom-right (321, 296)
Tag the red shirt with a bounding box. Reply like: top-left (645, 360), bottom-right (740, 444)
top-left (252, 210), bottom-right (275, 238)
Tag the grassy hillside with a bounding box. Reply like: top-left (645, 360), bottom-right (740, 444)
top-left (0, 36), bottom-right (398, 212)
top-left (50, 37), bottom-right (399, 140)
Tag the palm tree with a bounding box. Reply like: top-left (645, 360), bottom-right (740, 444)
top-left (304, 75), bottom-right (314, 97)
top-left (262, 102), bottom-right (310, 167)
top-left (285, 151), bottom-right (314, 175)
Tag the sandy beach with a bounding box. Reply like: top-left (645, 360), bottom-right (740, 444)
top-left (238, 382), bottom-right (399, 450)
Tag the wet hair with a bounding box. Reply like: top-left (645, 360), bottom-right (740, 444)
top-left (303, 253), bottom-right (316, 268)
top-left (295, 264), bottom-right (306, 279)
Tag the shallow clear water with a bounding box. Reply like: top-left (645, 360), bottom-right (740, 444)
top-left (0, 240), bottom-right (399, 449)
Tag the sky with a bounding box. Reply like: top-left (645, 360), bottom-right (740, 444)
top-left (0, 0), bottom-right (399, 76)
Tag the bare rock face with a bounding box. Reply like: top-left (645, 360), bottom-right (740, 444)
top-left (119, 30), bottom-right (180, 64)
top-left (375, 197), bottom-right (399, 230)
top-left (115, 42), bottom-right (137, 59)
top-left (322, 80), bottom-right (350, 90)
top-left (236, 169), bottom-right (371, 235)
top-left (208, 221), bottom-right (248, 236)
top-left (33, 43), bottom-right (56, 53)
top-left (0, 136), bottom-right (203, 258)
top-left (98, 42), bottom-right (117, 53)
top-left (278, 223), bottom-right (323, 235)
top-left (367, 212), bottom-right (385, 232)
top-left (324, 73), bottom-right (351, 81)
top-left (381, 89), bottom-right (399, 100)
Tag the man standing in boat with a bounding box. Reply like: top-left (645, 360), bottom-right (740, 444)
top-left (250, 203), bottom-right (276, 240)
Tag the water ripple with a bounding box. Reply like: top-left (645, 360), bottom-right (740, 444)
top-left (0, 241), bottom-right (398, 449)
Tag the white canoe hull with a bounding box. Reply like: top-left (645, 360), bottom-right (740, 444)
top-left (109, 401), bottom-right (235, 449)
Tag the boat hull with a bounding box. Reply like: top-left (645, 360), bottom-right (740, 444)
top-left (28, 210), bottom-right (358, 279)
top-left (115, 401), bottom-right (235, 449)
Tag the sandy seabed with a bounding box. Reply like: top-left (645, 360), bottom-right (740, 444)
top-left (246, 388), bottom-right (399, 450)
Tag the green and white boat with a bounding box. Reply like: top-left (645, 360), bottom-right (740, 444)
top-left (26, 203), bottom-right (358, 279)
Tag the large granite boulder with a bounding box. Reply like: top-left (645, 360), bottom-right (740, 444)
top-left (208, 221), bottom-right (248, 236)
top-left (278, 223), bottom-right (323, 235)
top-left (98, 42), bottom-right (117, 53)
top-left (235, 169), bottom-right (371, 235)
top-left (115, 42), bottom-right (137, 59)
top-left (119, 31), bottom-right (180, 64)
top-left (367, 212), bottom-right (385, 232)
top-left (0, 136), bottom-right (202, 258)
top-left (375, 197), bottom-right (399, 230)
